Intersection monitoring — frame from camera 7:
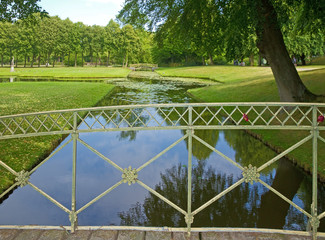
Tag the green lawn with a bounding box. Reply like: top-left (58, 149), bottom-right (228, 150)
top-left (156, 65), bottom-right (325, 83)
top-left (157, 65), bottom-right (274, 83)
top-left (0, 66), bottom-right (131, 78)
top-left (0, 82), bottom-right (115, 195)
top-left (184, 67), bottom-right (325, 179)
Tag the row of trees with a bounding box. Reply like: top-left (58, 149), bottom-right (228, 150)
top-left (0, 15), bottom-right (152, 67)
top-left (0, 7), bottom-right (323, 68)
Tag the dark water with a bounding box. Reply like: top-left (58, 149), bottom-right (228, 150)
top-left (0, 78), bottom-right (324, 231)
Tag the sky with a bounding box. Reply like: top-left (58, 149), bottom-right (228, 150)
top-left (39, 0), bottom-right (125, 26)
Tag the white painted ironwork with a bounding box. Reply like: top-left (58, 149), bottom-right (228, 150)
top-left (0, 103), bottom-right (324, 239)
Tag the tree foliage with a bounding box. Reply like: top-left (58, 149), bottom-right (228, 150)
top-left (118, 0), bottom-right (324, 101)
top-left (0, 15), bottom-right (153, 67)
top-left (0, 0), bottom-right (46, 22)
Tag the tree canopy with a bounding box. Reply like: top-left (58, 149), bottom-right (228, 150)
top-left (0, 15), bottom-right (153, 67)
top-left (0, 0), bottom-right (46, 22)
top-left (118, 0), bottom-right (324, 102)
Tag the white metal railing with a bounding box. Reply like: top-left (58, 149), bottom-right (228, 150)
top-left (0, 103), bottom-right (324, 239)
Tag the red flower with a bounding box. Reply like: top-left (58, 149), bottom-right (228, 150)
top-left (318, 115), bottom-right (324, 123)
top-left (243, 113), bottom-right (249, 122)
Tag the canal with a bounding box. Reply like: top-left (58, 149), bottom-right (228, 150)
top-left (0, 77), bottom-right (324, 231)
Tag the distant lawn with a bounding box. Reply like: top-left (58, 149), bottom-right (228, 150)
top-left (0, 82), bottom-right (115, 195)
top-left (157, 65), bottom-right (274, 83)
top-left (157, 65), bottom-right (325, 83)
top-left (188, 68), bottom-right (325, 102)
top-left (0, 66), bottom-right (131, 78)
top-left (186, 67), bottom-right (325, 179)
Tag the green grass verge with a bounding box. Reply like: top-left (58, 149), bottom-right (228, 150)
top-left (0, 82), bottom-right (115, 195)
top-left (156, 65), bottom-right (325, 83)
top-left (186, 67), bottom-right (325, 179)
top-left (0, 66), bottom-right (131, 78)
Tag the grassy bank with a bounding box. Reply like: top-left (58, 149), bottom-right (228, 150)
top-left (0, 66), bottom-right (131, 78)
top-left (0, 82), bottom-right (115, 195)
top-left (156, 65), bottom-right (325, 83)
top-left (174, 66), bottom-right (325, 179)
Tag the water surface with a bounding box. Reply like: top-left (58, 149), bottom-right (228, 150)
top-left (0, 77), bottom-right (324, 231)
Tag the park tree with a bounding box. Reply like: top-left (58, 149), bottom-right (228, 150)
top-left (0, 22), bottom-right (11, 66)
top-left (119, 24), bottom-right (139, 67)
top-left (118, 0), bottom-right (324, 102)
top-left (104, 20), bottom-right (122, 66)
top-left (282, 2), bottom-right (324, 65)
top-left (91, 25), bottom-right (105, 66)
top-left (56, 18), bottom-right (73, 66)
top-left (152, 28), bottom-right (193, 65)
top-left (20, 13), bottom-right (42, 67)
top-left (0, 0), bottom-right (46, 22)
top-left (38, 16), bottom-right (61, 67)
top-left (0, 22), bottom-right (19, 66)
top-left (70, 22), bottom-right (83, 67)
top-left (136, 29), bottom-right (153, 64)
top-left (14, 20), bottom-right (32, 67)
top-left (186, 0), bottom-right (225, 65)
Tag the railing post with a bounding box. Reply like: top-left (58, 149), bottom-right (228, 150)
top-left (186, 106), bottom-right (193, 237)
top-left (70, 112), bottom-right (78, 233)
top-left (311, 106), bottom-right (319, 240)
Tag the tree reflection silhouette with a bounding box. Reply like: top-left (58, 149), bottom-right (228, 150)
top-left (93, 80), bottom-right (323, 231)
top-left (223, 130), bottom-right (276, 168)
top-left (118, 158), bottom-right (316, 230)
top-left (119, 161), bottom-right (259, 227)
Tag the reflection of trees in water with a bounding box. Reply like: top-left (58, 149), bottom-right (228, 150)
top-left (119, 160), bottom-right (260, 227)
top-left (292, 175), bottom-right (325, 231)
top-left (223, 129), bottom-right (325, 231)
top-left (94, 81), bottom-right (324, 230)
top-left (118, 159), bottom-right (316, 230)
top-left (257, 159), bottom-right (305, 230)
top-left (223, 130), bottom-right (276, 168)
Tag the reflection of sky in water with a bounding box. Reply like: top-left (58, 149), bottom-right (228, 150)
top-left (0, 78), bottom-right (324, 231)
top-left (0, 128), bottom-right (244, 226)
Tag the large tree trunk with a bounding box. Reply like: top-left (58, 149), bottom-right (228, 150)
top-left (24, 55), bottom-right (26, 67)
top-left (256, 0), bottom-right (315, 102)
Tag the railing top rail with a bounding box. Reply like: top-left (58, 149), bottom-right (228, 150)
top-left (0, 102), bottom-right (324, 139)
top-left (1, 102), bottom-right (325, 119)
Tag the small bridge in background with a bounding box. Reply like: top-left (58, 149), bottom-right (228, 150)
top-left (0, 103), bottom-right (325, 239)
